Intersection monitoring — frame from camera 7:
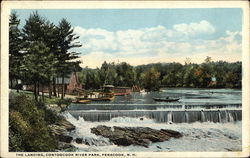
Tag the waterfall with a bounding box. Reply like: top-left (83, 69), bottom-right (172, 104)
top-left (167, 111), bottom-right (173, 123)
top-left (68, 109), bottom-right (241, 124)
top-left (185, 111), bottom-right (189, 123)
top-left (201, 110), bottom-right (206, 122)
top-left (228, 112), bottom-right (234, 122)
top-left (218, 110), bottom-right (222, 123)
top-left (225, 111), bottom-right (229, 123)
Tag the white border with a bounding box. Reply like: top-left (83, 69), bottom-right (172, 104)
top-left (1, 1), bottom-right (249, 157)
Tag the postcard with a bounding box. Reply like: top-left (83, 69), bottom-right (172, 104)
top-left (1, 1), bottom-right (249, 157)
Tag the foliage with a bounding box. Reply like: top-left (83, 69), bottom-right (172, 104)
top-left (9, 12), bottom-right (23, 90)
top-left (9, 93), bottom-right (58, 151)
top-left (141, 67), bottom-right (161, 91)
top-left (10, 11), bottom-right (81, 100)
top-left (78, 59), bottom-right (242, 91)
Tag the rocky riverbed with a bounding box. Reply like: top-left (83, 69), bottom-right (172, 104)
top-left (90, 125), bottom-right (182, 147)
top-left (46, 104), bottom-right (76, 150)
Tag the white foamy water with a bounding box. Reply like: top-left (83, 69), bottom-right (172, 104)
top-left (63, 112), bottom-right (242, 152)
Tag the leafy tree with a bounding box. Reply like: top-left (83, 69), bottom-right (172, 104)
top-left (141, 67), bottom-right (161, 91)
top-left (115, 62), bottom-right (136, 87)
top-left (183, 64), bottom-right (198, 87)
top-left (204, 56), bottom-right (212, 63)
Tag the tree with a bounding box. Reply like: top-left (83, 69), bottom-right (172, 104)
top-left (22, 12), bottom-right (50, 100)
top-left (56, 18), bottom-right (82, 99)
top-left (194, 66), bottom-right (211, 87)
top-left (116, 62), bottom-right (136, 87)
top-left (183, 64), bottom-right (198, 87)
top-left (141, 67), bottom-right (161, 91)
top-left (184, 57), bottom-right (191, 65)
top-left (205, 56), bottom-right (212, 63)
top-left (9, 12), bottom-right (23, 91)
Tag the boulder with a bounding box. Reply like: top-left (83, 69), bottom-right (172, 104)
top-left (46, 104), bottom-right (62, 113)
top-left (58, 142), bottom-right (74, 150)
top-left (49, 124), bottom-right (68, 136)
top-left (48, 124), bottom-right (73, 143)
top-left (58, 135), bottom-right (73, 143)
top-left (75, 138), bottom-right (83, 144)
top-left (91, 125), bottom-right (182, 147)
top-left (74, 137), bottom-right (112, 146)
top-left (56, 119), bottom-right (75, 131)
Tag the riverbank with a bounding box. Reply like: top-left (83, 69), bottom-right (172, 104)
top-left (9, 91), bottom-right (77, 151)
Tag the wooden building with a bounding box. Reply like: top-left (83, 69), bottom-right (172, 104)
top-left (114, 87), bottom-right (132, 96)
top-left (67, 72), bottom-right (83, 94)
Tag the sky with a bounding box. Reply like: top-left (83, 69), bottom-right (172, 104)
top-left (14, 9), bottom-right (242, 68)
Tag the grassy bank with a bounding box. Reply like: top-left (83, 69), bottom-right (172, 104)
top-left (9, 91), bottom-right (72, 151)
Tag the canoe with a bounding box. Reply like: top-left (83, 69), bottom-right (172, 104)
top-left (153, 97), bottom-right (180, 102)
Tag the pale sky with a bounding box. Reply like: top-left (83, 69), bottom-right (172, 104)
top-left (14, 9), bottom-right (242, 68)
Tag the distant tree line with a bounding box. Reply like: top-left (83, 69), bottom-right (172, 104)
top-left (9, 11), bottom-right (81, 100)
top-left (78, 57), bottom-right (242, 91)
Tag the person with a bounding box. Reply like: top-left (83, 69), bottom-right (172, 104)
top-left (166, 96), bottom-right (169, 99)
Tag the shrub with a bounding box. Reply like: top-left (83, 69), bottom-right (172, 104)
top-left (9, 93), bottom-right (58, 151)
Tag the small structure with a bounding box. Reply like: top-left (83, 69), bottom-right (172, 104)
top-left (102, 85), bottom-right (115, 93)
top-left (67, 72), bottom-right (83, 94)
top-left (114, 87), bottom-right (132, 96)
top-left (209, 76), bottom-right (217, 87)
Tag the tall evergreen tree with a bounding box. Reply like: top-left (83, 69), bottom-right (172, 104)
top-left (9, 12), bottom-right (23, 91)
top-left (22, 12), bottom-right (52, 100)
top-left (56, 18), bottom-right (82, 99)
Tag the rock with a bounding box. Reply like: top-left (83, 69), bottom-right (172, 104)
top-left (157, 145), bottom-right (162, 149)
top-left (74, 137), bottom-right (111, 146)
top-left (75, 138), bottom-right (83, 144)
top-left (47, 104), bottom-right (61, 113)
top-left (49, 124), bottom-right (68, 136)
top-left (91, 125), bottom-right (182, 147)
top-left (58, 135), bottom-right (73, 143)
top-left (61, 104), bottom-right (68, 109)
top-left (58, 142), bottom-right (74, 150)
top-left (56, 119), bottom-right (75, 131)
top-left (60, 104), bottom-right (68, 111)
top-left (48, 124), bottom-right (73, 143)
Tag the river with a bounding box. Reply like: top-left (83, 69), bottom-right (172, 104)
top-left (64, 88), bottom-right (242, 151)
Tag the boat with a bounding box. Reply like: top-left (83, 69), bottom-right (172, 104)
top-left (76, 94), bottom-right (115, 102)
top-left (153, 97), bottom-right (180, 102)
top-left (72, 99), bottom-right (91, 104)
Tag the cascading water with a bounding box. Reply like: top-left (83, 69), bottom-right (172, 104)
top-left (185, 111), bottom-right (189, 123)
top-left (167, 111), bottom-right (173, 123)
top-left (228, 112), bottom-right (234, 122)
top-left (201, 110), bottom-right (206, 122)
top-left (68, 109), bottom-right (242, 123)
top-left (218, 110), bottom-right (222, 123)
top-left (64, 88), bottom-right (242, 152)
top-left (63, 112), bottom-right (242, 152)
